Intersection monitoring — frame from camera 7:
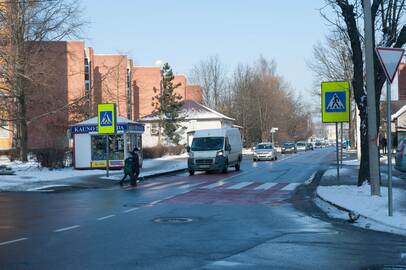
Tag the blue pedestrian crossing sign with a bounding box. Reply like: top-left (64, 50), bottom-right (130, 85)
top-left (321, 81), bottom-right (350, 123)
top-left (98, 103), bottom-right (117, 134)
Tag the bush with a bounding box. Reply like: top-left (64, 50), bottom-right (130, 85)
top-left (142, 145), bottom-right (185, 159)
top-left (33, 148), bottom-right (68, 168)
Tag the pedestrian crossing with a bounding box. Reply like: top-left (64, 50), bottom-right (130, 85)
top-left (139, 179), bottom-right (301, 193)
top-left (136, 178), bottom-right (302, 205)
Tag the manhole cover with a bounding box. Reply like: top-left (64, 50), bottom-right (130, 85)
top-left (153, 217), bottom-right (193, 224)
top-left (365, 265), bottom-right (406, 270)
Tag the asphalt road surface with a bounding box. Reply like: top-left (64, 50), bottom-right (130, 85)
top-left (0, 148), bottom-right (405, 269)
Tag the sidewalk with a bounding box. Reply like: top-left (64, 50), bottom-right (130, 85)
top-left (315, 159), bottom-right (406, 236)
top-left (0, 155), bottom-right (187, 192)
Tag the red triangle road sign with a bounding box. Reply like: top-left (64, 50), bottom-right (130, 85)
top-left (375, 47), bottom-right (405, 84)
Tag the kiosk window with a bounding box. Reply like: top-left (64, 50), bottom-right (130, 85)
top-left (91, 135), bottom-right (124, 161)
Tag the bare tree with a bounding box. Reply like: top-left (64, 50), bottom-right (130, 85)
top-left (0, 0), bottom-right (84, 161)
top-left (321, 0), bottom-right (406, 185)
top-left (189, 55), bottom-right (227, 109)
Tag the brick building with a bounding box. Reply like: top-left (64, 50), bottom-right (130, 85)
top-left (1, 40), bottom-right (202, 151)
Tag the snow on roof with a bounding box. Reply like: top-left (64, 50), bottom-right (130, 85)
top-left (141, 100), bottom-right (235, 122)
top-left (72, 116), bottom-right (140, 126)
top-left (392, 105), bottom-right (406, 121)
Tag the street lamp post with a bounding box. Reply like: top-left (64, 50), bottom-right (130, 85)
top-left (270, 127), bottom-right (278, 144)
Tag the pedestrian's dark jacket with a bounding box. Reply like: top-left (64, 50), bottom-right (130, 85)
top-left (131, 151), bottom-right (140, 174)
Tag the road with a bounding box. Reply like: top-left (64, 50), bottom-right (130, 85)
top-left (0, 148), bottom-right (405, 269)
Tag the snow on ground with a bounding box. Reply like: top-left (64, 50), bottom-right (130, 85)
top-left (0, 154), bottom-right (187, 189)
top-left (342, 159), bottom-right (360, 166)
top-left (323, 167), bottom-right (353, 177)
top-left (242, 148), bottom-right (254, 155)
top-left (317, 184), bottom-right (406, 236)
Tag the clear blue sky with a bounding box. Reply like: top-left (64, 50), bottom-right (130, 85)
top-left (81, 0), bottom-right (331, 104)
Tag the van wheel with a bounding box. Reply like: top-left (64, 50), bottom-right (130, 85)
top-left (189, 170), bottom-right (195, 176)
top-left (222, 161), bottom-right (228, 173)
top-left (235, 163), bottom-right (240, 171)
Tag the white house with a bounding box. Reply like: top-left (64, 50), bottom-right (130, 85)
top-left (140, 100), bottom-right (236, 147)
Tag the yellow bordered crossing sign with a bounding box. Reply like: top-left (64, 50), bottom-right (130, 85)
top-left (321, 81), bottom-right (350, 123)
top-left (98, 103), bottom-right (117, 134)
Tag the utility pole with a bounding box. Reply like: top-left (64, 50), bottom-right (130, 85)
top-left (363, 0), bottom-right (381, 196)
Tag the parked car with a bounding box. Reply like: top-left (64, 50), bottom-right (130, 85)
top-left (306, 143), bottom-right (314, 151)
top-left (282, 142), bottom-right (297, 154)
top-left (296, 141), bottom-right (307, 152)
top-left (187, 128), bottom-right (243, 175)
top-left (395, 139), bottom-right (406, 172)
top-left (253, 143), bottom-right (277, 161)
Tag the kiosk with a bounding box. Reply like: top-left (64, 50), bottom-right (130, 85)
top-left (70, 116), bottom-right (144, 169)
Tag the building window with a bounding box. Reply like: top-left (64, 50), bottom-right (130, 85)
top-left (150, 123), bottom-right (159, 136)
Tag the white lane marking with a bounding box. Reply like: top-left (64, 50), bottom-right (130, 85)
top-left (255, 183), bottom-right (277, 190)
top-left (281, 183), bottom-right (300, 191)
top-left (227, 182), bottom-right (253, 190)
top-left (54, 225), bottom-right (80, 233)
top-left (179, 182), bottom-right (204, 189)
top-left (123, 207), bottom-right (139, 213)
top-left (150, 181), bottom-right (186, 190)
top-left (150, 200), bottom-right (162, 205)
top-left (212, 261), bottom-right (243, 267)
top-left (97, 214), bottom-right (115, 221)
top-left (201, 181), bottom-right (226, 189)
top-left (0, 237), bottom-right (28, 246)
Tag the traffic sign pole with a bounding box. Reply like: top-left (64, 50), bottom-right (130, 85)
top-left (386, 81), bottom-right (393, 216)
top-left (375, 47), bottom-right (405, 216)
top-left (340, 122), bottom-right (343, 168)
top-left (106, 135), bottom-right (110, 178)
top-left (336, 122), bottom-right (340, 184)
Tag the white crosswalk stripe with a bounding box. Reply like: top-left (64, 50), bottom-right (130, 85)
top-left (201, 181), bottom-right (227, 189)
top-left (179, 182), bottom-right (205, 189)
top-left (254, 183), bottom-right (277, 190)
top-left (227, 182), bottom-right (253, 190)
top-left (281, 183), bottom-right (300, 191)
top-left (150, 181), bottom-right (186, 190)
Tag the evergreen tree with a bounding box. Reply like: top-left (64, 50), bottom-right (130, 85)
top-left (152, 63), bottom-right (184, 144)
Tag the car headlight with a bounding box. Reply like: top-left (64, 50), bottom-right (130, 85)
top-left (217, 150), bottom-right (224, 156)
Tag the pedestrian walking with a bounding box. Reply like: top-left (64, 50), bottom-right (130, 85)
top-left (381, 136), bottom-right (387, 155)
top-left (120, 147), bottom-right (140, 186)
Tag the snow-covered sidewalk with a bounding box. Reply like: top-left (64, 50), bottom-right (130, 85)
top-left (0, 154), bottom-right (187, 191)
top-left (316, 165), bottom-right (406, 236)
top-left (317, 184), bottom-right (406, 235)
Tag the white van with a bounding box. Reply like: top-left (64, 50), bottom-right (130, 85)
top-left (187, 128), bottom-right (243, 175)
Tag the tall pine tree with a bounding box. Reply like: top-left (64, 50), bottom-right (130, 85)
top-left (152, 63), bottom-right (184, 144)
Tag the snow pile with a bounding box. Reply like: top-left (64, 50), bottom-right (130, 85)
top-left (342, 159), bottom-right (360, 166)
top-left (0, 154), bottom-right (188, 190)
top-left (317, 184), bottom-right (406, 235)
top-left (242, 148), bottom-right (254, 155)
top-left (322, 168), bottom-right (352, 177)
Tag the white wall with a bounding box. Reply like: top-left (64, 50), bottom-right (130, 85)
top-left (74, 134), bottom-right (92, 168)
top-left (142, 119), bottom-right (232, 147)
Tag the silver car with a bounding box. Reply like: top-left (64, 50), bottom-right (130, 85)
top-left (253, 143), bottom-right (277, 161)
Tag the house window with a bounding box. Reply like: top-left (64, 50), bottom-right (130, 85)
top-left (150, 123), bottom-right (159, 136)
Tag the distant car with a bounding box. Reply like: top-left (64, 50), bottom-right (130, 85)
top-left (282, 142), bottom-right (297, 154)
top-left (395, 139), bottom-right (406, 172)
top-left (253, 143), bottom-right (277, 161)
top-left (296, 141), bottom-right (307, 152)
top-left (306, 143), bottom-right (314, 151)
top-left (315, 141), bottom-right (322, 148)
